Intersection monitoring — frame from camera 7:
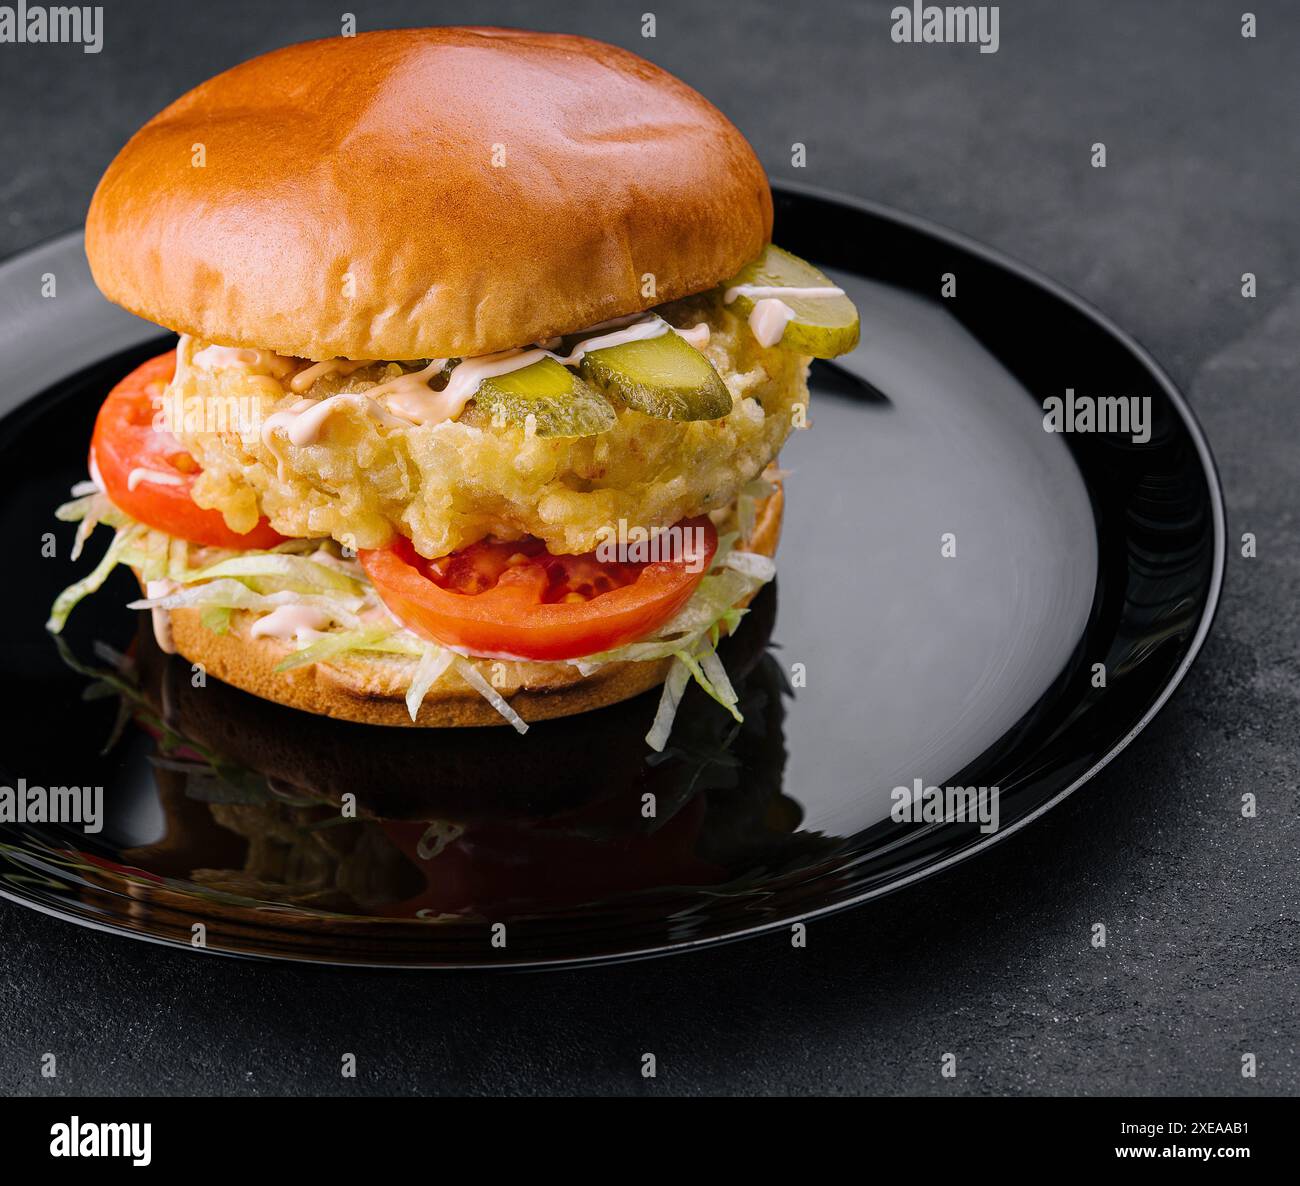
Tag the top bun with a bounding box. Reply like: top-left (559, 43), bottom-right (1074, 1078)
top-left (85, 26), bottom-right (772, 362)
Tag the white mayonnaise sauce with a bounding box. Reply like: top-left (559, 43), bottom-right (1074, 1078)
top-left (747, 298), bottom-right (798, 348)
top-left (358, 313), bottom-right (704, 427)
top-left (249, 604), bottom-right (334, 641)
top-left (369, 357), bottom-right (488, 426)
top-left (723, 283), bottom-right (845, 347)
top-left (260, 395), bottom-right (405, 479)
top-left (288, 358), bottom-right (372, 394)
top-left (272, 396), bottom-right (359, 446)
top-left (548, 315), bottom-right (670, 365)
top-left (171, 334), bottom-right (193, 389)
top-left (200, 314), bottom-right (718, 448)
top-left (127, 467), bottom-right (185, 492)
top-left (438, 348), bottom-right (544, 400)
top-left (676, 322), bottom-right (711, 349)
top-left (145, 579), bottom-right (178, 654)
top-left (723, 283), bottom-right (846, 304)
top-left (364, 358), bottom-right (448, 403)
top-left (191, 343), bottom-right (296, 380)
top-left (260, 398), bottom-right (315, 480)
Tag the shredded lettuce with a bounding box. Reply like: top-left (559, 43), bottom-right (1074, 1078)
top-left (200, 605), bottom-right (234, 635)
top-left (698, 647), bottom-right (741, 712)
top-left (47, 523), bottom-right (145, 632)
top-left (164, 535), bottom-right (183, 577)
top-left (405, 646), bottom-right (456, 720)
top-left (453, 657), bottom-right (528, 734)
top-left (128, 579), bottom-right (365, 622)
top-left (179, 552), bottom-right (363, 596)
top-left (721, 549), bottom-right (776, 582)
top-left (138, 527), bottom-right (169, 583)
top-left (587, 567), bottom-right (759, 664)
top-left (58, 489), bottom-right (127, 561)
top-left (274, 624), bottom-right (398, 672)
top-left (582, 543), bottom-right (773, 748)
top-left (672, 644), bottom-right (742, 724)
top-left (49, 480), bottom-right (776, 747)
top-left (736, 467), bottom-right (786, 549)
top-left (646, 658), bottom-right (692, 752)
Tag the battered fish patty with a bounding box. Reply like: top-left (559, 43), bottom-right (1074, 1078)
top-left (170, 299), bottom-right (809, 559)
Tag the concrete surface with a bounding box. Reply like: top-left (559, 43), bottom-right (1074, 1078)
top-left (0, 0), bottom-right (1295, 1095)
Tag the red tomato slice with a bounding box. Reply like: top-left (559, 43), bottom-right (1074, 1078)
top-left (91, 350), bottom-right (285, 549)
top-left (360, 518), bottom-right (717, 661)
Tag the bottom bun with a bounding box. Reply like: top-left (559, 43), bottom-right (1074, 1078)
top-left (159, 487), bottom-right (783, 728)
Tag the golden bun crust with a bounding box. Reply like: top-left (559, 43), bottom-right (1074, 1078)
top-left (85, 26), bottom-right (773, 361)
top-left (161, 487), bottom-right (782, 727)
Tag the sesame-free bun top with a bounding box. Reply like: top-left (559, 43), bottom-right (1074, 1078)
top-left (85, 26), bottom-right (773, 362)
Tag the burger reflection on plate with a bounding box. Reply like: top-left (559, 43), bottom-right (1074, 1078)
top-left (59, 584), bottom-right (834, 925)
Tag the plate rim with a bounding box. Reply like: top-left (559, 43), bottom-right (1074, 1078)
top-left (0, 181), bottom-right (1227, 969)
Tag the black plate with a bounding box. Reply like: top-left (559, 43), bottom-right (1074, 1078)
top-left (0, 184), bottom-right (1224, 967)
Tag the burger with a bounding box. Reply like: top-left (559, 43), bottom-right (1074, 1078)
top-left (47, 26), bottom-right (859, 749)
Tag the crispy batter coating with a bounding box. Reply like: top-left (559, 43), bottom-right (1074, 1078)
top-left (173, 302), bottom-right (807, 558)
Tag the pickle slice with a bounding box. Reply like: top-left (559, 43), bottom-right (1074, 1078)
top-left (723, 244), bottom-right (860, 358)
top-left (580, 330), bottom-right (732, 420)
top-left (472, 357), bottom-right (615, 437)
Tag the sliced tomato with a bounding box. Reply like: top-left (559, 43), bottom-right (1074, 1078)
top-left (360, 518), bottom-right (717, 661)
top-left (90, 350), bottom-right (285, 550)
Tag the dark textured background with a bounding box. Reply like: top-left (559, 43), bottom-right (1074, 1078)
top-left (1, 0), bottom-right (1296, 1096)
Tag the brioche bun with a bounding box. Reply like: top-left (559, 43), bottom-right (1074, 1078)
top-left (152, 487), bottom-right (781, 728)
top-left (85, 26), bottom-right (772, 362)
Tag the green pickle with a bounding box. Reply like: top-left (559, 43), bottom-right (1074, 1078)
top-left (473, 357), bottom-right (615, 437)
top-left (581, 330), bottom-right (732, 421)
top-left (723, 244), bottom-right (860, 358)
